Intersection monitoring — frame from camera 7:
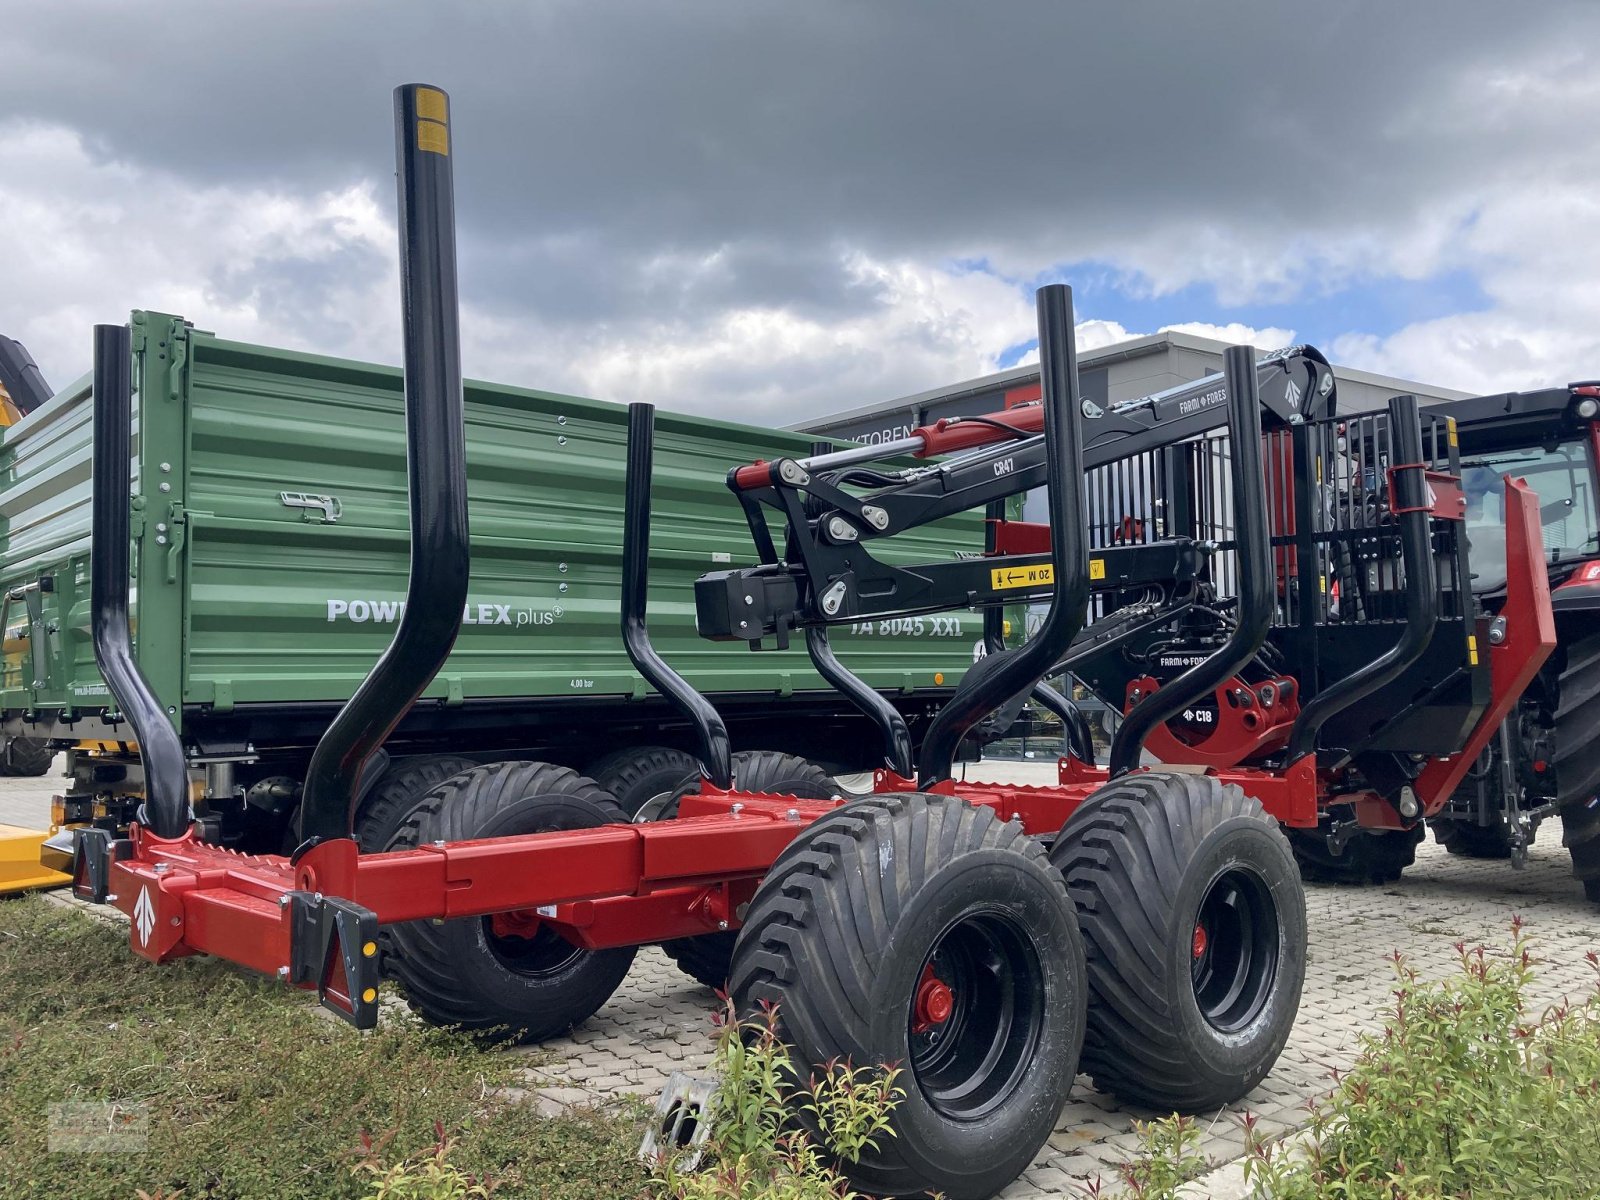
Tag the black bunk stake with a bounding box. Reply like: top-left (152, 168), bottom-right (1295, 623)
top-left (802, 625), bottom-right (915, 778)
top-left (1285, 394), bottom-right (1439, 764)
top-left (1107, 344), bottom-right (1273, 777)
top-left (916, 284), bottom-right (1091, 788)
top-left (621, 403), bottom-right (734, 790)
top-left (297, 84), bottom-right (471, 848)
top-left (90, 323), bottom-right (191, 840)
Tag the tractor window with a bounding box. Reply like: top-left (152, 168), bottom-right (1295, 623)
top-left (1460, 442), bottom-right (1599, 590)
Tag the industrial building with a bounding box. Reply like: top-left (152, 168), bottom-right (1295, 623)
top-left (795, 328), bottom-right (1470, 444)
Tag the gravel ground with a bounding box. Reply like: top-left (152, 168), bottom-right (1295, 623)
top-left (7, 756), bottom-right (1598, 1197)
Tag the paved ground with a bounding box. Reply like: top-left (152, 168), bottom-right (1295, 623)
top-left (8, 758), bottom-right (1600, 1196)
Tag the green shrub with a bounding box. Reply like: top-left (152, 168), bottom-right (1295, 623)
top-left (1073, 1113), bottom-right (1209, 1200)
top-left (1102, 920), bottom-right (1600, 1200)
top-left (354, 1126), bottom-right (491, 1200)
top-left (652, 998), bottom-right (902, 1200)
top-left (1243, 920), bottom-right (1600, 1198)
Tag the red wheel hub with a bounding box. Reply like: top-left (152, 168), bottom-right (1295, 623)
top-left (490, 908), bottom-right (544, 939)
top-left (1192, 923), bottom-right (1208, 960)
top-left (912, 964), bottom-right (955, 1033)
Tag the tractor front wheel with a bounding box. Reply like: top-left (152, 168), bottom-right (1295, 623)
top-left (730, 793), bottom-right (1087, 1200)
top-left (1554, 633), bottom-right (1600, 903)
top-left (1286, 810), bottom-right (1422, 885)
top-left (1430, 816), bottom-right (1517, 859)
top-left (384, 761), bottom-right (636, 1042)
top-left (1050, 771), bottom-right (1306, 1112)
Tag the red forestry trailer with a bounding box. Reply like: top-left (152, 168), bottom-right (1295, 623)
top-left (69, 86), bottom-right (1556, 1199)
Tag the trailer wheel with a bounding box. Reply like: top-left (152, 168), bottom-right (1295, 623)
top-left (730, 793), bottom-right (1086, 1200)
top-left (1553, 633), bottom-right (1600, 902)
top-left (586, 745), bottom-right (699, 818)
top-left (0, 736), bottom-right (54, 777)
top-left (1285, 802), bottom-right (1422, 884)
top-left (384, 761), bottom-right (636, 1042)
top-left (1049, 771), bottom-right (1306, 1112)
top-left (661, 750), bottom-right (840, 990)
top-left (354, 754), bottom-right (478, 852)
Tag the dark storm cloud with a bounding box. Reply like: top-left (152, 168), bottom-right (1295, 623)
top-left (7, 2), bottom-right (1594, 304)
top-left (3, 1), bottom-right (1597, 414)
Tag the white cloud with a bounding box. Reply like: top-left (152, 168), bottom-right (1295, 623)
top-left (1329, 178), bottom-right (1600, 393)
top-left (0, 120), bottom-right (399, 388)
top-left (461, 251), bottom-right (1041, 422)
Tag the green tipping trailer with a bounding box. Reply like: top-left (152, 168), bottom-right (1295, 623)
top-left (0, 311), bottom-right (981, 855)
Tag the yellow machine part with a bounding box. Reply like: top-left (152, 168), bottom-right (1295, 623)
top-left (0, 824), bottom-right (72, 893)
top-left (0, 381), bottom-right (23, 428)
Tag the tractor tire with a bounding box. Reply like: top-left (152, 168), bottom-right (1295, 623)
top-left (1429, 816), bottom-right (1516, 859)
top-left (1554, 633), bottom-right (1600, 902)
top-left (1049, 772), bottom-right (1305, 1112)
top-left (0, 736), bottom-right (54, 777)
top-left (384, 761), bottom-right (636, 1042)
top-left (1286, 810), bottom-right (1422, 885)
top-left (354, 754), bottom-right (477, 853)
top-left (730, 793), bottom-right (1087, 1200)
top-left (660, 750), bottom-right (840, 990)
top-left (586, 745), bottom-right (700, 818)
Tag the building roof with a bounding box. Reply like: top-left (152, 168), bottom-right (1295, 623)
top-left (794, 328), bottom-right (1472, 433)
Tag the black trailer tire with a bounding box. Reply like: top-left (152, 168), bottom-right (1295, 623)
top-left (730, 793), bottom-right (1087, 1200)
top-left (661, 750), bottom-right (840, 990)
top-left (384, 761), bottom-right (636, 1042)
top-left (0, 736), bottom-right (54, 777)
top-left (586, 745), bottom-right (700, 818)
top-left (1429, 816), bottom-right (1516, 859)
top-left (1286, 814), bottom-right (1422, 885)
top-left (354, 754), bottom-right (478, 853)
top-left (1050, 771), bottom-right (1306, 1112)
top-left (1554, 633), bottom-right (1600, 903)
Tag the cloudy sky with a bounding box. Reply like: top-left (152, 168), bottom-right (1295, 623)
top-left (3, 2), bottom-right (1598, 424)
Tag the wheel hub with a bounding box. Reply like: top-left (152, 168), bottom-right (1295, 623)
top-left (490, 908), bottom-right (544, 939)
top-left (912, 964), bottom-right (954, 1033)
top-left (907, 909), bottom-right (1045, 1121)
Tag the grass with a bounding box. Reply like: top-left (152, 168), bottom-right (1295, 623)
top-left (0, 895), bottom-right (651, 1200)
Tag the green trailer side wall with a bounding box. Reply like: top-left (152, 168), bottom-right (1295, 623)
top-left (0, 314), bottom-right (980, 728)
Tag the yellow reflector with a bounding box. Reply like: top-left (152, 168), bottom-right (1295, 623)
top-left (1468, 634), bottom-right (1479, 666)
top-left (414, 87), bottom-right (448, 122)
top-left (361, 987), bottom-right (378, 1004)
top-left (934, 673), bottom-right (945, 685)
top-left (362, 941), bottom-right (378, 958)
top-left (416, 119), bottom-right (449, 155)
top-left (1448, 417), bottom-right (1459, 447)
